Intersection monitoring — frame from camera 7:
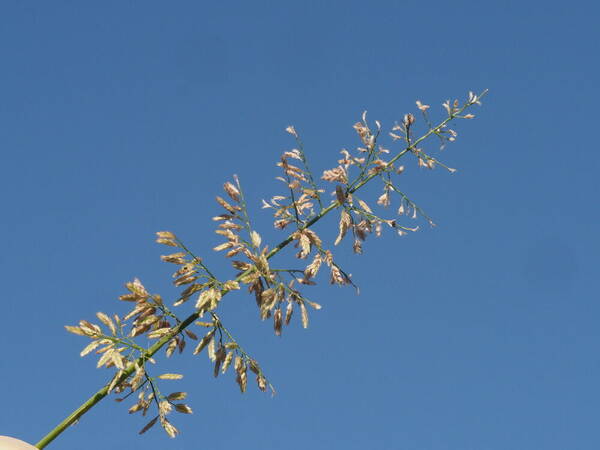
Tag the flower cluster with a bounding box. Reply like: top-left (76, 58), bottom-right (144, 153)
top-left (60, 90), bottom-right (487, 440)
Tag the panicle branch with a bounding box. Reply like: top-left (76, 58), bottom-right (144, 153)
top-left (45, 89), bottom-right (486, 447)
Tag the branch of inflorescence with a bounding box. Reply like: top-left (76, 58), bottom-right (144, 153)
top-left (35, 90), bottom-right (486, 448)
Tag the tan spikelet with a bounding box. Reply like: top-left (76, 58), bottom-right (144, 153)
top-left (167, 392), bottom-right (187, 401)
top-left (96, 348), bottom-right (114, 368)
top-left (165, 338), bottom-right (178, 357)
top-left (174, 404), bottom-right (193, 414)
top-left (156, 231), bottom-right (176, 240)
top-left (257, 375), bottom-right (267, 392)
top-left (300, 302), bottom-right (309, 329)
top-left (96, 312), bottom-right (116, 335)
top-left (213, 242), bottom-right (234, 252)
top-left (223, 182), bottom-right (241, 202)
top-left (330, 264), bottom-right (347, 285)
top-left (222, 351), bottom-right (234, 373)
top-left (298, 232), bottom-right (311, 258)
top-left (173, 274), bottom-right (198, 287)
top-left (260, 288), bottom-right (277, 319)
top-left (193, 329), bottom-right (215, 355)
top-left (161, 418), bottom-right (179, 438)
top-left (139, 416), bottom-right (159, 435)
top-left (285, 301), bottom-right (293, 325)
top-left (158, 373), bottom-right (184, 380)
top-left (377, 191), bottom-right (390, 207)
top-left (304, 299), bottom-right (322, 310)
top-left (184, 329), bottom-right (198, 340)
top-left (223, 280), bottom-right (240, 291)
top-left (65, 325), bottom-right (86, 336)
top-left (334, 210), bottom-right (352, 245)
top-left (321, 166), bottom-right (348, 183)
top-left (80, 340), bottom-right (101, 357)
top-left (215, 196), bottom-right (238, 214)
top-left (236, 361), bottom-right (248, 393)
top-left (304, 253), bottom-right (322, 279)
top-left (335, 185), bottom-right (346, 204)
top-left (357, 199), bottom-right (372, 213)
top-left (303, 229), bottom-right (322, 248)
top-left (207, 336), bottom-right (216, 362)
top-left (214, 345), bottom-right (226, 377)
top-left (145, 327), bottom-right (171, 339)
top-left (161, 252), bottom-right (187, 264)
top-left (273, 308), bottom-right (282, 336)
top-left (249, 230), bottom-right (261, 248)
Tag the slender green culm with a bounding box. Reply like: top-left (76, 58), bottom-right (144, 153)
top-left (37, 90), bottom-right (487, 448)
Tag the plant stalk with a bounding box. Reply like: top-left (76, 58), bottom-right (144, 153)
top-left (36, 94), bottom-right (483, 447)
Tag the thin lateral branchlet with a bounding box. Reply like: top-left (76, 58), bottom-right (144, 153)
top-left (53, 90), bottom-right (487, 446)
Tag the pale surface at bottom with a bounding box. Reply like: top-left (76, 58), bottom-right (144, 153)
top-left (0, 436), bottom-right (38, 450)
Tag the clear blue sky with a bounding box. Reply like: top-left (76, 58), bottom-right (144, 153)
top-left (1, 1), bottom-right (599, 449)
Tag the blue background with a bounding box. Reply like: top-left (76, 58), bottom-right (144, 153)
top-left (1, 1), bottom-right (598, 449)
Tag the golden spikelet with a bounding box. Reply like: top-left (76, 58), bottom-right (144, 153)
top-left (300, 302), bottom-right (309, 329)
top-left (334, 210), bottom-right (352, 246)
top-left (273, 308), bottom-right (282, 336)
top-left (285, 301), bottom-right (293, 325)
top-left (221, 351), bottom-right (234, 374)
top-left (96, 312), bottom-right (116, 335)
top-left (193, 329), bottom-right (215, 355)
top-left (139, 416), bottom-right (159, 435)
top-left (167, 392), bottom-right (187, 401)
top-left (174, 404), bottom-right (193, 414)
top-left (223, 182), bottom-right (241, 202)
top-left (161, 418), bottom-right (179, 438)
top-left (330, 264), bottom-right (346, 285)
top-left (215, 196), bottom-right (239, 214)
top-left (304, 253), bottom-right (322, 279)
top-left (213, 345), bottom-right (226, 377)
top-left (321, 166), bottom-right (348, 183)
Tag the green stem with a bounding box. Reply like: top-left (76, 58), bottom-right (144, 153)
top-left (36, 93), bottom-right (484, 448)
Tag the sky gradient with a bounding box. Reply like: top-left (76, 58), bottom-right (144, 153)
top-left (1, 2), bottom-right (599, 449)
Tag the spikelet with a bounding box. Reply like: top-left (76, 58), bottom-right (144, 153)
top-left (156, 231), bottom-right (178, 247)
top-left (285, 301), bottom-right (294, 325)
top-left (139, 416), bottom-right (159, 435)
top-left (377, 190), bottom-right (390, 207)
top-left (256, 374), bottom-right (267, 392)
top-left (174, 404), bottom-right (193, 414)
top-left (80, 340), bottom-right (102, 357)
top-left (157, 373), bottom-right (184, 380)
top-left (250, 230), bottom-right (262, 248)
top-left (304, 253), bottom-right (322, 279)
top-left (297, 231), bottom-right (311, 259)
top-left (193, 329), bottom-right (215, 355)
top-left (285, 125), bottom-right (298, 137)
top-left (300, 302), bottom-right (309, 329)
top-left (165, 337), bottom-right (178, 357)
top-left (273, 308), bottom-right (282, 336)
top-left (222, 351), bottom-right (234, 374)
top-left (321, 166), bottom-right (348, 183)
top-left (235, 357), bottom-right (247, 393)
top-left (334, 210), bottom-right (352, 245)
top-left (330, 264), bottom-right (347, 285)
top-left (96, 312), bottom-right (116, 335)
top-left (213, 345), bottom-right (226, 377)
top-left (207, 336), bottom-right (216, 362)
top-left (335, 185), bottom-right (346, 204)
top-left (167, 392), bottom-right (187, 401)
top-left (160, 417), bottom-right (179, 438)
top-left (161, 252), bottom-right (186, 264)
top-left (223, 182), bottom-right (241, 202)
top-left (65, 325), bottom-right (86, 336)
top-left (303, 229), bottom-right (322, 248)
